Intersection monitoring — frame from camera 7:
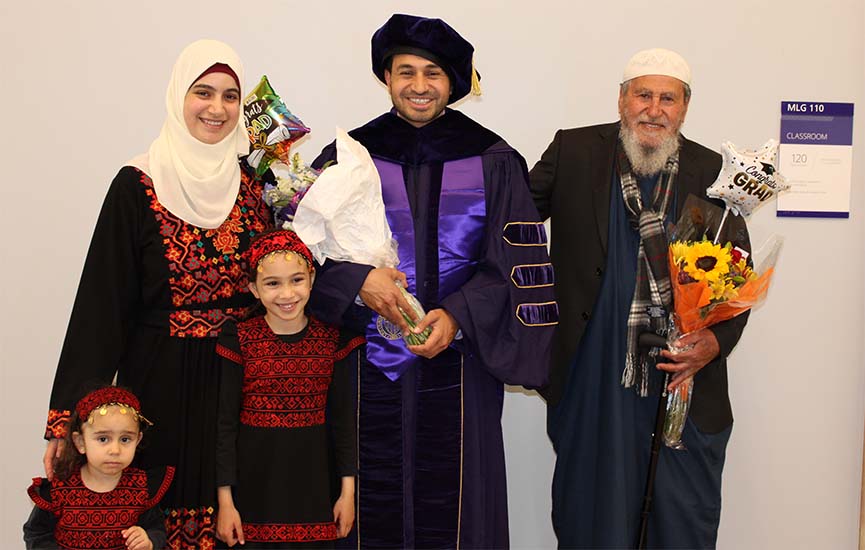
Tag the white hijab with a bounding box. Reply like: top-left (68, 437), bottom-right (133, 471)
top-left (129, 39), bottom-right (248, 229)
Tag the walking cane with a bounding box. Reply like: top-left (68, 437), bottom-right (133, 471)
top-left (636, 332), bottom-right (669, 550)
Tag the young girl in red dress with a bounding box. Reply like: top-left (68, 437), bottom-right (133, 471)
top-left (215, 230), bottom-right (363, 548)
top-left (25, 387), bottom-right (174, 550)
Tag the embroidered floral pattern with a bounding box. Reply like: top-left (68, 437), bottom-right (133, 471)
top-left (141, 170), bottom-right (270, 337)
top-left (166, 506), bottom-right (215, 550)
top-left (45, 408), bottom-right (71, 439)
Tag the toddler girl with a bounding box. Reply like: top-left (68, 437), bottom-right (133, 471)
top-left (26, 386), bottom-right (173, 550)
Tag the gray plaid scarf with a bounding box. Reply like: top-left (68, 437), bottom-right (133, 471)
top-left (617, 142), bottom-right (678, 396)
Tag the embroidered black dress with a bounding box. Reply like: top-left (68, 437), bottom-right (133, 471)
top-left (24, 466), bottom-right (174, 550)
top-left (216, 316), bottom-right (363, 547)
top-left (43, 164), bottom-right (271, 548)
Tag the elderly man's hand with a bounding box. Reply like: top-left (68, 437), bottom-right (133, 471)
top-left (656, 329), bottom-right (720, 391)
top-left (407, 309), bottom-right (459, 359)
top-left (358, 267), bottom-right (416, 332)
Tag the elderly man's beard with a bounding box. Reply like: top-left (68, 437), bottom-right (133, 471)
top-left (619, 120), bottom-right (682, 177)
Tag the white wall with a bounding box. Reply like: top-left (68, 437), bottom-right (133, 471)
top-left (2, 1), bottom-right (863, 548)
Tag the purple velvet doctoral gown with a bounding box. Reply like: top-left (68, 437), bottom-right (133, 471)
top-left (310, 109), bottom-right (557, 549)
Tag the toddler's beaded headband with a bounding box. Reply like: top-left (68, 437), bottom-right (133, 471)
top-left (245, 230), bottom-right (314, 273)
top-left (75, 387), bottom-right (153, 426)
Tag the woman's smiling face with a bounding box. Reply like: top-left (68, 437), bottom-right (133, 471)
top-left (183, 71), bottom-right (241, 144)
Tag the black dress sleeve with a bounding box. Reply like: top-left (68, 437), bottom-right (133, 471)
top-left (215, 320), bottom-right (243, 487)
top-left (24, 479), bottom-right (57, 549)
top-left (23, 507), bottom-right (57, 550)
top-left (326, 329), bottom-right (364, 478)
top-left (45, 167), bottom-right (145, 439)
top-left (137, 506), bottom-right (167, 549)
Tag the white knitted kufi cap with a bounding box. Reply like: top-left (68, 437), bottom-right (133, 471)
top-left (621, 48), bottom-right (691, 86)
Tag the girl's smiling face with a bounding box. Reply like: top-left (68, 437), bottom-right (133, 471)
top-left (72, 405), bottom-right (142, 481)
top-left (249, 251), bottom-right (313, 334)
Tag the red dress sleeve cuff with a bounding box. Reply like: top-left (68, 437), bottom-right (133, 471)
top-left (45, 409), bottom-right (70, 440)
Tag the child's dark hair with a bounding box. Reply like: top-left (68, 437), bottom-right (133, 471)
top-left (54, 410), bottom-right (88, 481)
top-left (53, 385), bottom-right (149, 481)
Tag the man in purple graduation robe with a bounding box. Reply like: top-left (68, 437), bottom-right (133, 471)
top-left (310, 13), bottom-right (557, 550)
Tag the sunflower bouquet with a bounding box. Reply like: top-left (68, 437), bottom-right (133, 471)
top-left (668, 239), bottom-right (774, 334)
top-left (661, 196), bottom-right (781, 449)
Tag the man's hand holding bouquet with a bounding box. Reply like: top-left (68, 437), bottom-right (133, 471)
top-left (660, 139), bottom-right (788, 449)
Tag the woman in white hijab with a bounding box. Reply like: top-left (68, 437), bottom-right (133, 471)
top-left (41, 40), bottom-right (271, 548)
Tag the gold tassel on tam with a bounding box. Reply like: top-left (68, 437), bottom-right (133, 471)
top-left (471, 56), bottom-right (482, 96)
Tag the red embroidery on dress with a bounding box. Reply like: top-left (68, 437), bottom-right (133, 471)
top-left (240, 408), bottom-right (326, 428)
top-left (31, 468), bottom-right (165, 550)
top-left (236, 317), bottom-right (340, 428)
top-left (243, 521), bottom-right (339, 542)
top-left (165, 506), bottom-right (215, 550)
top-left (335, 335), bottom-right (366, 361)
top-left (140, 170), bottom-right (270, 338)
top-left (45, 409), bottom-right (71, 439)
top-left (146, 466), bottom-right (175, 508)
top-left (216, 343), bottom-right (243, 365)
top-left (27, 478), bottom-right (56, 513)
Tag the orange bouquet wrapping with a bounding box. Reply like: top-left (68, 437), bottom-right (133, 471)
top-left (668, 242), bottom-right (777, 334)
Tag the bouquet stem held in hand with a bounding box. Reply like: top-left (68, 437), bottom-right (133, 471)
top-left (396, 282), bottom-right (433, 346)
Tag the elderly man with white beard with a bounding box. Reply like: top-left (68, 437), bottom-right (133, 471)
top-left (529, 48), bottom-right (750, 549)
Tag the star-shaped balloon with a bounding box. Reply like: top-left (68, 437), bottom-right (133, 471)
top-left (243, 75), bottom-right (311, 177)
top-left (706, 139), bottom-right (790, 217)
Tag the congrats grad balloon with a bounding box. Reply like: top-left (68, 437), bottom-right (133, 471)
top-left (706, 139), bottom-right (790, 217)
top-left (243, 75), bottom-right (310, 176)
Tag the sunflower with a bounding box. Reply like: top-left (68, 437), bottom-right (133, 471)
top-left (682, 241), bottom-right (731, 283)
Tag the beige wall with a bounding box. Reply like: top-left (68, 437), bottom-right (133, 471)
top-left (2, 1), bottom-right (864, 548)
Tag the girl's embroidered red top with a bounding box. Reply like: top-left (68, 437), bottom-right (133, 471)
top-left (26, 466), bottom-right (174, 549)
